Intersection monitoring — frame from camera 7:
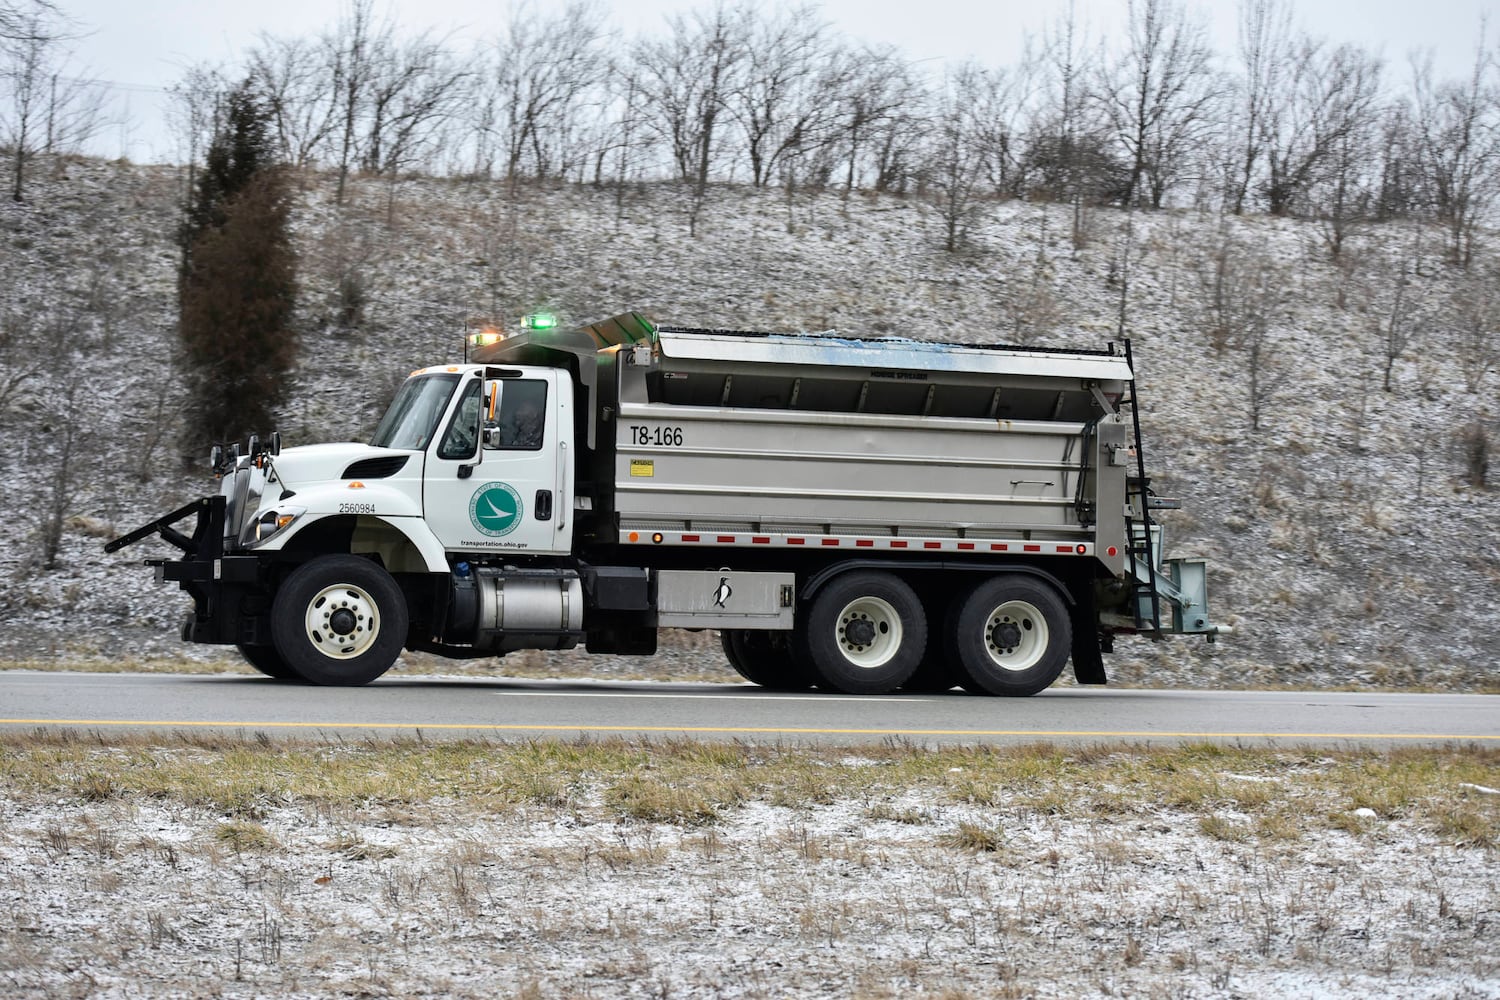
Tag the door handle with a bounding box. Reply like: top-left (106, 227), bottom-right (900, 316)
top-left (534, 489), bottom-right (553, 521)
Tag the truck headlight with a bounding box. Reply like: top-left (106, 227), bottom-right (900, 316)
top-left (254, 506), bottom-right (305, 542)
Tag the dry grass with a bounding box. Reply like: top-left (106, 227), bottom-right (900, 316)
top-left (0, 730), bottom-right (1493, 844)
top-left (0, 731), bottom-right (1496, 997)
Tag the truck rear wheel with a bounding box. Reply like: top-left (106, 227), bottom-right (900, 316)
top-left (803, 571), bottom-right (925, 695)
top-left (236, 643), bottom-right (302, 681)
top-left (950, 576), bottom-right (1070, 696)
top-left (271, 555), bottom-right (408, 686)
top-left (720, 630), bottom-right (813, 690)
top-left (902, 653), bottom-right (958, 692)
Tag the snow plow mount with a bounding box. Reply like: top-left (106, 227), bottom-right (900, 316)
top-left (103, 495), bottom-right (225, 560)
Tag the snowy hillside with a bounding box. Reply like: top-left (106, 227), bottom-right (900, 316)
top-left (1, 156), bottom-right (1495, 690)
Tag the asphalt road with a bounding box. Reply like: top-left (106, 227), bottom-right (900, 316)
top-left (0, 671), bottom-right (1496, 746)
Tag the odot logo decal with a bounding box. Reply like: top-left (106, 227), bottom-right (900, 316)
top-left (469, 482), bottom-right (524, 537)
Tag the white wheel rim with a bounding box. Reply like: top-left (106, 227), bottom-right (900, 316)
top-left (983, 600), bottom-right (1047, 673)
top-left (835, 596), bottom-right (903, 669)
top-left (303, 584), bottom-right (380, 659)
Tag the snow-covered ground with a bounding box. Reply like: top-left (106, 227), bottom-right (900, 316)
top-left (0, 156), bottom-right (1497, 690)
top-left (2, 747), bottom-right (1497, 998)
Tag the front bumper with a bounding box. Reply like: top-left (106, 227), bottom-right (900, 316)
top-left (105, 495), bottom-right (272, 646)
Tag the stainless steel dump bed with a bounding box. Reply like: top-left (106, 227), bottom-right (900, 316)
top-left (610, 323), bottom-right (1133, 568)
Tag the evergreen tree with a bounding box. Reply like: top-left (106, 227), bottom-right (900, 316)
top-left (178, 80), bottom-right (297, 461)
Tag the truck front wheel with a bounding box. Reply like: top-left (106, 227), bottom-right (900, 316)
top-left (271, 555), bottom-right (408, 686)
top-left (802, 571), bottom-right (925, 695)
top-left (950, 576), bottom-right (1070, 696)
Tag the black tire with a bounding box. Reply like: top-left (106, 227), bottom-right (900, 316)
top-left (270, 555), bottom-right (408, 686)
top-left (236, 643), bottom-right (303, 681)
top-left (802, 571), bottom-right (925, 695)
top-left (902, 652), bottom-right (958, 692)
top-left (950, 576), bottom-right (1071, 697)
top-left (720, 630), bottom-right (814, 690)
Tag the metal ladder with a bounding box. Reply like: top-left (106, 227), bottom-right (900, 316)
top-left (1121, 341), bottom-right (1163, 637)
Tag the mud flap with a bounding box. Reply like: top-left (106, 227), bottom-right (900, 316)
top-left (1071, 630), bottom-right (1108, 685)
top-left (1070, 590), bottom-right (1108, 685)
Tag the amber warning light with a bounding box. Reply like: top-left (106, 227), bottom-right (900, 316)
top-left (468, 328), bottom-right (503, 349)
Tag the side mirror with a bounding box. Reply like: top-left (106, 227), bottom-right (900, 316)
top-left (483, 425), bottom-right (502, 449)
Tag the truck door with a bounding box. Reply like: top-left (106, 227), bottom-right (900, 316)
top-left (424, 370), bottom-right (573, 556)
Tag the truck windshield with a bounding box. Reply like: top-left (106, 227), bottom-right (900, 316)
top-left (369, 374), bottom-right (459, 450)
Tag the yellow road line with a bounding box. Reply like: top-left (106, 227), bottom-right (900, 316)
top-left (0, 718), bottom-right (1494, 740)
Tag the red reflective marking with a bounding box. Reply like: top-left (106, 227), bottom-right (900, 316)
top-left (753, 536), bottom-right (771, 544)
top-left (1107, 546), bottom-right (1118, 557)
top-left (855, 539), bottom-right (875, 548)
top-left (1024, 544), bottom-right (1041, 552)
top-left (787, 538), bottom-right (805, 545)
top-left (924, 541), bottom-right (942, 549)
top-left (890, 540), bottom-right (909, 549)
top-left (991, 543), bottom-right (1008, 551)
top-left (717, 535), bottom-right (736, 544)
top-left (1056, 545), bottom-right (1073, 554)
top-left (821, 538), bottom-right (840, 546)
top-left (681, 534), bottom-right (700, 542)
top-left (958, 542), bottom-right (975, 551)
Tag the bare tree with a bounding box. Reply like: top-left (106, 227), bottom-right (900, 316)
top-left (483, 1), bottom-right (610, 185)
top-left (165, 62), bottom-right (224, 277)
top-left (1374, 239), bottom-right (1422, 392)
top-left (1459, 422), bottom-right (1490, 488)
top-left (131, 374), bottom-right (181, 484)
top-left (636, 2), bottom-right (751, 234)
top-left (826, 45), bottom-right (923, 198)
top-left (856, 53), bottom-right (928, 196)
top-left (1226, 0), bottom-right (1292, 215)
top-left (0, 298), bottom-right (45, 418)
top-left (592, 61), bottom-right (652, 228)
top-left (1453, 265), bottom-right (1497, 394)
top-left (641, 7), bottom-right (743, 190)
top-left (1260, 39), bottom-right (1384, 226)
top-left (0, 2), bottom-right (104, 201)
top-left (329, 0), bottom-right (388, 205)
top-left (1408, 28), bottom-right (1500, 266)
top-left (1310, 46), bottom-right (1384, 257)
top-left (34, 379), bottom-right (86, 571)
top-left (360, 31), bottom-right (469, 178)
top-left (0, 0), bottom-right (55, 42)
top-left (1023, 1), bottom-right (1116, 245)
top-left (924, 63), bottom-right (996, 252)
top-left (973, 51), bottom-right (1037, 199)
top-left (1196, 235), bottom-right (1288, 428)
top-left (726, 5), bottom-right (842, 188)
top-left (1260, 37), bottom-right (1321, 215)
top-left (1095, 0), bottom-right (1218, 208)
top-left (1374, 101), bottom-right (1423, 221)
top-left (247, 33), bottom-right (342, 169)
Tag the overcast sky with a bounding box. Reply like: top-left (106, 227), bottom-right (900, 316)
top-left (54, 0), bottom-right (1495, 163)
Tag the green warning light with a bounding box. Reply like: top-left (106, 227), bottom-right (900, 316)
top-left (521, 313), bottom-right (558, 330)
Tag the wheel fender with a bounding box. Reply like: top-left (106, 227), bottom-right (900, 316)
top-left (268, 481), bottom-right (422, 519)
top-left (801, 559), bottom-right (1076, 606)
top-left (258, 512), bottom-right (450, 572)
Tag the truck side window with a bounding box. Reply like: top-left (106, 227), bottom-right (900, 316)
top-left (488, 379), bottom-right (548, 450)
top-left (436, 379), bottom-right (482, 459)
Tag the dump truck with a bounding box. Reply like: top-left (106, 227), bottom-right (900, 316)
top-left (106, 311), bottom-right (1221, 695)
